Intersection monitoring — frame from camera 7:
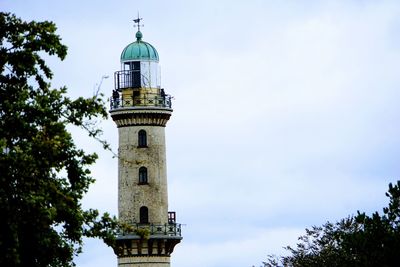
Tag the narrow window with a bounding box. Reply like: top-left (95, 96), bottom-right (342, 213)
top-left (140, 206), bottom-right (149, 224)
top-left (139, 167), bottom-right (148, 184)
top-left (138, 130), bottom-right (147, 147)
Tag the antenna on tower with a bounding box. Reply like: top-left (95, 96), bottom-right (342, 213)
top-left (133, 13), bottom-right (144, 32)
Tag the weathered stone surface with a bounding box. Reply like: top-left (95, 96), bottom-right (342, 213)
top-left (117, 125), bottom-right (169, 225)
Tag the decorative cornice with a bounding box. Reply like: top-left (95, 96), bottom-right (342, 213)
top-left (110, 107), bottom-right (172, 127)
top-left (115, 237), bottom-right (181, 257)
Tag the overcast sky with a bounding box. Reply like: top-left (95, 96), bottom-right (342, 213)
top-left (3, 1), bottom-right (400, 266)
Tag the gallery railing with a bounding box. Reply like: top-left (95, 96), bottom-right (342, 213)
top-left (110, 94), bottom-right (172, 110)
top-left (118, 223), bottom-right (182, 238)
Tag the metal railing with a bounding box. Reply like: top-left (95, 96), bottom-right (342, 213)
top-left (115, 70), bottom-right (140, 90)
top-left (119, 223), bottom-right (182, 237)
top-left (110, 94), bottom-right (172, 110)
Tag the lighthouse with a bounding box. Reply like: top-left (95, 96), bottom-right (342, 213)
top-left (110, 19), bottom-right (182, 267)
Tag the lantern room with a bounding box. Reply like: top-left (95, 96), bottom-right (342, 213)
top-left (111, 29), bottom-right (171, 109)
top-left (118, 30), bottom-right (160, 89)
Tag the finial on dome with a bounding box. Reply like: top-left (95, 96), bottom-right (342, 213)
top-left (133, 13), bottom-right (144, 41)
top-left (136, 31), bottom-right (143, 41)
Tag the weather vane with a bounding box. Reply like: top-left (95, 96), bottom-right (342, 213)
top-left (133, 13), bottom-right (144, 32)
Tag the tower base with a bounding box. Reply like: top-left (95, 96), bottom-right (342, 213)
top-left (118, 256), bottom-right (170, 267)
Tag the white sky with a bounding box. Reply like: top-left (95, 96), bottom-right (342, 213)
top-left (3, 1), bottom-right (400, 266)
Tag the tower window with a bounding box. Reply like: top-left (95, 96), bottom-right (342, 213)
top-left (139, 206), bottom-right (149, 224)
top-left (138, 130), bottom-right (147, 147)
top-left (139, 167), bottom-right (148, 184)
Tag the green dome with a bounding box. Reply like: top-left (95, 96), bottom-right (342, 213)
top-left (120, 31), bottom-right (159, 62)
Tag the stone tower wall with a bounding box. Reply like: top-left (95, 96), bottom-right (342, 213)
top-left (118, 125), bottom-right (169, 225)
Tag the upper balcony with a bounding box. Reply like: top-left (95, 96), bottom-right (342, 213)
top-left (111, 70), bottom-right (172, 110)
top-left (110, 92), bottom-right (172, 110)
top-left (114, 69), bottom-right (159, 91)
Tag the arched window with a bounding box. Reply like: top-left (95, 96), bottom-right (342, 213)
top-left (138, 130), bottom-right (147, 147)
top-left (139, 167), bottom-right (148, 184)
top-left (140, 206), bottom-right (149, 224)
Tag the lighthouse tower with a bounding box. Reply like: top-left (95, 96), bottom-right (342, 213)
top-left (110, 20), bottom-right (182, 267)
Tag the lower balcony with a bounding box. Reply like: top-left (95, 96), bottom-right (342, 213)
top-left (117, 223), bottom-right (182, 239)
top-left (115, 223), bottom-right (182, 257)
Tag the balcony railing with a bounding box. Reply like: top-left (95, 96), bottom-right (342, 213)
top-left (118, 223), bottom-right (182, 238)
top-left (114, 70), bottom-right (160, 90)
top-left (115, 70), bottom-right (140, 90)
top-left (110, 93), bottom-right (172, 110)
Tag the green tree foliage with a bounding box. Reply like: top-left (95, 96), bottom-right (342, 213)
top-left (258, 181), bottom-right (400, 267)
top-left (0, 12), bottom-right (118, 267)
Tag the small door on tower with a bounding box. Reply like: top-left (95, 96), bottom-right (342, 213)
top-left (123, 61), bottom-right (141, 88)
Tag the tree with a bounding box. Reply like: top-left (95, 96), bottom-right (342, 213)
top-left (0, 12), bottom-right (118, 267)
top-left (259, 181), bottom-right (400, 267)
